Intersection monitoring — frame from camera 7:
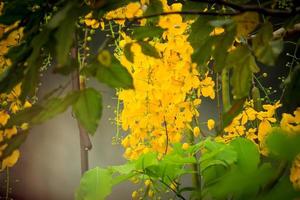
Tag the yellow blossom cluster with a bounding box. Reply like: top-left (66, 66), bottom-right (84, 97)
top-left (0, 5), bottom-right (30, 170)
top-left (0, 84), bottom-right (31, 171)
top-left (218, 100), bottom-right (300, 189)
top-left (108, 1), bottom-right (216, 160)
top-left (217, 100), bottom-right (282, 153)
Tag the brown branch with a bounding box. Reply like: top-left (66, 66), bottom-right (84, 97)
top-left (105, 1), bottom-right (299, 22)
top-left (210, 0), bottom-right (298, 17)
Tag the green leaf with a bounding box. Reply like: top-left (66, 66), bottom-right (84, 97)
top-left (0, 131), bottom-right (28, 161)
top-left (230, 138), bottom-right (260, 172)
top-left (192, 37), bottom-right (215, 67)
top-left (73, 88), bottom-right (103, 135)
top-left (203, 138), bottom-right (275, 199)
top-left (253, 23), bottom-right (283, 66)
top-left (143, 0), bottom-right (163, 25)
top-left (47, 3), bottom-right (74, 29)
top-left (132, 26), bottom-right (164, 40)
top-left (188, 16), bottom-right (214, 49)
top-left (54, 8), bottom-right (78, 66)
top-left (123, 43), bottom-right (134, 63)
top-left (256, 176), bottom-right (300, 200)
top-left (32, 92), bottom-right (80, 124)
top-left (138, 41), bottom-right (160, 58)
top-left (213, 24), bottom-right (236, 72)
top-left (266, 128), bottom-right (300, 161)
top-left (95, 58), bottom-right (134, 89)
top-left (5, 91), bottom-right (80, 128)
top-left (228, 45), bottom-right (259, 99)
top-left (200, 139), bottom-right (237, 172)
top-left (222, 98), bottom-right (246, 129)
top-left (75, 167), bottom-right (113, 200)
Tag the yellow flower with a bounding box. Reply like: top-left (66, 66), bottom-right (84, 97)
top-left (280, 107), bottom-right (300, 133)
top-left (1, 150), bottom-right (20, 171)
top-left (210, 27), bottom-right (225, 36)
top-left (144, 179), bottom-right (151, 186)
top-left (193, 126), bottom-right (200, 137)
top-left (290, 154), bottom-right (300, 190)
top-left (182, 143), bottom-right (190, 150)
top-left (207, 119), bottom-right (215, 130)
top-left (0, 110), bottom-right (9, 126)
top-left (4, 126), bottom-right (17, 139)
top-left (97, 50), bottom-right (111, 67)
top-left (131, 191), bottom-right (138, 199)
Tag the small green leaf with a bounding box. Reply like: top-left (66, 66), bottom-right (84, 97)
top-left (132, 26), bottom-right (164, 40)
top-left (95, 58), bottom-right (134, 89)
top-left (75, 167), bottom-right (113, 200)
top-left (5, 91), bottom-right (80, 128)
top-left (0, 131), bottom-right (28, 161)
top-left (138, 41), bottom-right (160, 58)
top-left (213, 24), bottom-right (236, 72)
top-left (123, 43), bottom-right (134, 62)
top-left (55, 10), bottom-right (77, 66)
top-left (73, 88), bottom-right (103, 135)
top-left (228, 45), bottom-right (259, 98)
top-left (222, 98), bottom-right (246, 129)
top-left (143, 0), bottom-right (163, 25)
top-left (253, 23), bottom-right (283, 66)
top-left (188, 16), bottom-right (214, 48)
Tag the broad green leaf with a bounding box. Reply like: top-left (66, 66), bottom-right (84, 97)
top-left (228, 45), bottom-right (259, 98)
top-left (73, 88), bottom-right (103, 135)
top-left (135, 152), bottom-right (159, 170)
top-left (132, 26), bottom-right (164, 40)
top-left (95, 58), bottom-right (134, 89)
top-left (75, 167), bottom-right (113, 200)
top-left (163, 154), bottom-right (196, 165)
top-left (204, 163), bottom-right (274, 199)
top-left (200, 139), bottom-right (237, 172)
top-left (233, 12), bottom-right (259, 37)
top-left (253, 23), bottom-right (283, 66)
top-left (230, 138), bottom-right (260, 172)
top-left (266, 128), bottom-right (300, 161)
top-left (256, 176), bottom-right (300, 200)
top-left (138, 41), bottom-right (160, 58)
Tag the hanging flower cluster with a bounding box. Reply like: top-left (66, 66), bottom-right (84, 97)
top-left (0, 3), bottom-right (31, 170)
top-left (104, 1), bottom-right (216, 160)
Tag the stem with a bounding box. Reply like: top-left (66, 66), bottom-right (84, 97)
top-left (216, 73), bottom-right (223, 129)
top-left (188, 131), bottom-right (201, 190)
top-left (71, 33), bottom-right (92, 175)
top-left (221, 68), bottom-right (231, 112)
top-left (5, 168), bottom-right (9, 200)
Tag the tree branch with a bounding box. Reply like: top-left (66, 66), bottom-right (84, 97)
top-left (106, 1), bottom-right (299, 22)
